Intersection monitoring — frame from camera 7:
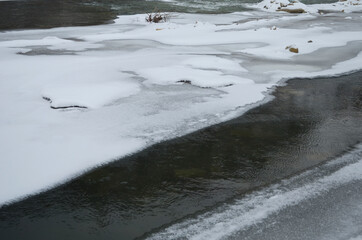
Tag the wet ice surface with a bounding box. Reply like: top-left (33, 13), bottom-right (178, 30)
top-left (233, 178), bottom-right (362, 240)
top-left (1, 2), bottom-right (362, 206)
top-left (148, 145), bottom-right (362, 240)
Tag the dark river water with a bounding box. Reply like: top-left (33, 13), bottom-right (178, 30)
top-left (1, 71), bottom-right (362, 239)
top-left (0, 0), bottom-right (337, 30)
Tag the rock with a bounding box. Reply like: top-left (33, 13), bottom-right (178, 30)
top-left (289, 47), bottom-right (299, 53)
top-left (286, 45), bottom-right (299, 53)
top-left (308, 40), bottom-right (313, 43)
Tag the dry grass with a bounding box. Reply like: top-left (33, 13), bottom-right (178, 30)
top-left (277, 8), bottom-right (306, 13)
top-left (146, 9), bottom-right (169, 23)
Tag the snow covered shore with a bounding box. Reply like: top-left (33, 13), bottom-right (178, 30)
top-left (1, 0), bottom-right (362, 206)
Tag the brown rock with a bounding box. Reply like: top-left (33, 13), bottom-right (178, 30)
top-left (286, 45), bottom-right (299, 53)
top-left (289, 47), bottom-right (299, 53)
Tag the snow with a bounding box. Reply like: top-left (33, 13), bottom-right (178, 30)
top-left (40, 65), bottom-right (141, 109)
top-left (182, 56), bottom-right (247, 72)
top-left (139, 66), bottom-right (252, 87)
top-left (250, 0), bottom-right (362, 13)
top-left (313, 0), bottom-right (362, 13)
top-left (1, 0), bottom-right (362, 206)
top-left (0, 36), bottom-right (101, 51)
top-left (42, 80), bottom-right (140, 109)
top-left (253, 0), bottom-right (317, 13)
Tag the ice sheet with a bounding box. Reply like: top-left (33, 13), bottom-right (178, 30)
top-left (1, 1), bottom-right (362, 206)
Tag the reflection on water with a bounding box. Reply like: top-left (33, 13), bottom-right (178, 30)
top-left (0, 0), bottom-right (117, 30)
top-left (0, 71), bottom-right (362, 240)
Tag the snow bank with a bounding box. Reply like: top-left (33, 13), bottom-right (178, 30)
top-left (1, 0), bottom-right (362, 206)
top-left (250, 0), bottom-right (362, 13)
top-left (254, 0), bottom-right (316, 13)
top-left (314, 0), bottom-right (362, 13)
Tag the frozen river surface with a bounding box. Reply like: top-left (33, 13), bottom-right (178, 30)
top-left (1, 0), bottom-right (362, 239)
top-left (1, 67), bottom-right (362, 240)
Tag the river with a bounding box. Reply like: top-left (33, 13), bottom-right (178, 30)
top-left (0, 0), bottom-right (362, 239)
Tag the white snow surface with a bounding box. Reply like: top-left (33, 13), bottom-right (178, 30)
top-left (1, 1), bottom-right (362, 206)
top-left (251, 0), bottom-right (362, 13)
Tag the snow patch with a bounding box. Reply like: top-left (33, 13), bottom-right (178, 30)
top-left (182, 56), bottom-right (247, 72)
top-left (254, 0), bottom-right (315, 13)
top-left (250, 0), bottom-right (362, 13)
top-left (139, 66), bottom-right (252, 88)
top-left (42, 81), bottom-right (140, 109)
